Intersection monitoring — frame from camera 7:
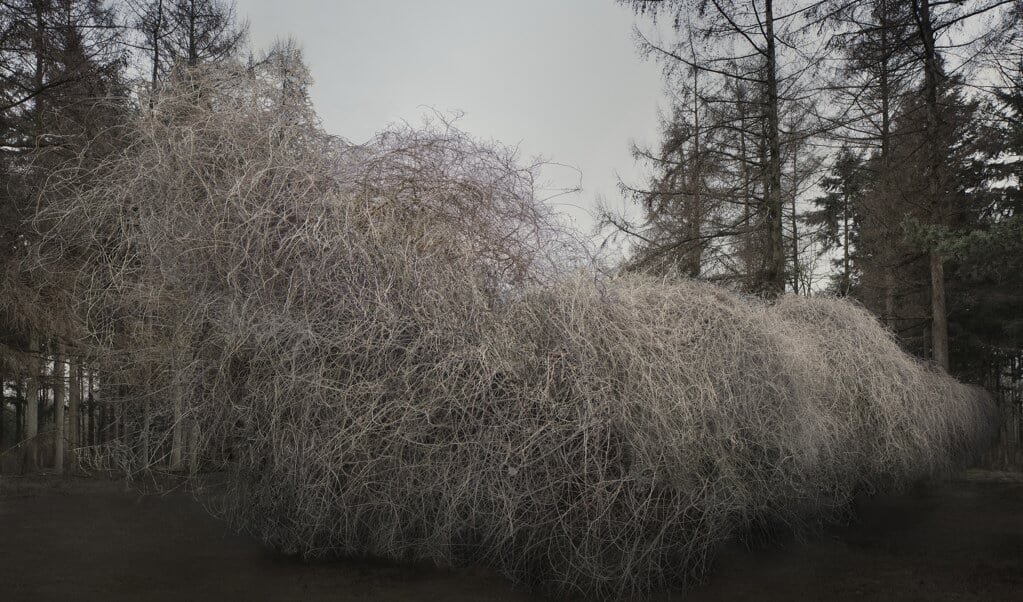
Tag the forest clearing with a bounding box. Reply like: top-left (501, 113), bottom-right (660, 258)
top-left (2, 1), bottom-right (1022, 600)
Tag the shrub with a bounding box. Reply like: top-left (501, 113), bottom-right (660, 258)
top-left (32, 64), bottom-right (997, 599)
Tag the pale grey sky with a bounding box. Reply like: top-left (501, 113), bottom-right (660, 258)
top-left (238, 0), bottom-right (665, 235)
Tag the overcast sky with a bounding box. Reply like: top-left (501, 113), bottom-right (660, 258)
top-left (238, 0), bottom-right (666, 235)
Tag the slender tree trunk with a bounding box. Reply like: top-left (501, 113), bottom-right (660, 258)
top-left (85, 372), bottom-right (92, 446)
top-left (188, 0), bottom-right (198, 66)
top-left (33, 1), bottom-right (45, 144)
top-left (763, 0), bottom-right (786, 298)
top-left (930, 254), bottom-right (948, 368)
top-left (738, 90), bottom-right (754, 288)
top-left (15, 380), bottom-right (24, 443)
top-left (53, 343), bottom-right (65, 473)
top-left (97, 399), bottom-right (104, 445)
top-left (23, 338), bottom-right (39, 472)
top-left (150, 0), bottom-right (164, 110)
top-left (916, 0), bottom-right (949, 370)
top-left (0, 368), bottom-right (5, 449)
top-left (88, 390), bottom-right (95, 446)
top-left (68, 358), bottom-right (80, 468)
top-left (842, 191), bottom-right (851, 295)
top-left (790, 152), bottom-right (800, 295)
top-left (687, 67), bottom-right (704, 278)
top-left (879, 0), bottom-right (897, 329)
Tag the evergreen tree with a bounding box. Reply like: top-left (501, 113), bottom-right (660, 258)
top-left (805, 147), bottom-right (866, 295)
top-left (616, 1), bottom-right (823, 295)
top-left (926, 66), bottom-right (1023, 381)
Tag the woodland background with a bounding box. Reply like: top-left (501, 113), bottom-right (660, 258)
top-left (0, 0), bottom-right (1021, 475)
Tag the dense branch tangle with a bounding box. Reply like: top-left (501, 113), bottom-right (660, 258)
top-left (27, 62), bottom-right (998, 598)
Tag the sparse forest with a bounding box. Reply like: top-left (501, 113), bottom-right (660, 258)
top-left (0, 1), bottom-right (1021, 600)
top-left (608, 0), bottom-right (1023, 463)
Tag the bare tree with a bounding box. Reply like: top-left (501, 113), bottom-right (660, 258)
top-left (125, 0), bottom-right (246, 101)
top-left (606, 59), bottom-right (731, 279)
top-left (619, 0), bottom-right (826, 297)
top-left (165, 0), bottom-right (246, 67)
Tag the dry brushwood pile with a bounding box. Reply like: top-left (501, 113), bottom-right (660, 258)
top-left (31, 64), bottom-right (997, 599)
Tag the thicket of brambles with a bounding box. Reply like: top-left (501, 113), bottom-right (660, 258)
top-left (25, 65), bottom-right (995, 598)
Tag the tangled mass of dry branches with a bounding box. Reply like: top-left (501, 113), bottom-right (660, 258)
top-left (31, 66), bottom-right (996, 598)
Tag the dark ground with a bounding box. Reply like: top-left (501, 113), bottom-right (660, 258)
top-left (1, 471), bottom-right (1021, 601)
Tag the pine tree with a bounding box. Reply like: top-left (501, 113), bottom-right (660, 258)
top-left (806, 147), bottom-right (866, 295)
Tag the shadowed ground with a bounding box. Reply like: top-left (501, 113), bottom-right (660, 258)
top-left (1, 472), bottom-right (1020, 602)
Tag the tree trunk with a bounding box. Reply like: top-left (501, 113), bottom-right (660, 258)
top-left (150, 0), bottom-right (164, 110)
top-left (86, 371), bottom-right (94, 446)
top-left (687, 65), bottom-right (705, 278)
top-left (763, 0), bottom-right (786, 298)
top-left (930, 252), bottom-right (949, 369)
top-left (23, 338), bottom-right (39, 472)
top-left (53, 343), bottom-right (65, 473)
top-left (15, 380), bottom-right (24, 443)
top-left (188, 0), bottom-right (198, 66)
top-left (916, 0), bottom-right (949, 370)
top-left (842, 195), bottom-right (850, 295)
top-left (879, 0), bottom-right (897, 329)
top-left (790, 152), bottom-right (801, 295)
top-left (68, 359), bottom-right (80, 468)
top-left (33, 1), bottom-right (45, 143)
top-left (738, 87), bottom-right (754, 288)
top-left (0, 367), bottom-right (5, 449)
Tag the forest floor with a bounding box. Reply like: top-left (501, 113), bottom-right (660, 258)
top-left (0, 470), bottom-right (1021, 602)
